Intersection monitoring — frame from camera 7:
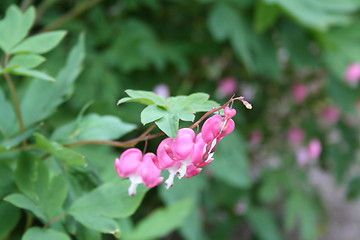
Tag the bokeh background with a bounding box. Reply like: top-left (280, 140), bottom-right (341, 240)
top-left (2, 0), bottom-right (360, 239)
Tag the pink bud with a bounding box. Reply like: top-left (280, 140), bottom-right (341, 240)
top-left (224, 107), bottom-right (236, 119)
top-left (217, 77), bottom-right (238, 97)
top-left (293, 84), bottom-right (308, 103)
top-left (345, 63), bottom-right (360, 86)
top-left (308, 139), bottom-right (322, 160)
top-left (287, 128), bottom-right (305, 145)
top-left (153, 84), bottom-right (170, 98)
top-left (115, 148), bottom-right (163, 195)
top-left (322, 106), bottom-right (341, 124)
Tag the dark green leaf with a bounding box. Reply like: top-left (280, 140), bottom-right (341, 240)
top-left (247, 207), bottom-right (283, 240)
top-left (347, 176), bottom-right (360, 200)
top-left (34, 133), bottom-right (86, 166)
top-left (22, 227), bottom-right (70, 240)
top-left (4, 193), bottom-right (46, 220)
top-left (127, 198), bottom-right (193, 240)
top-left (71, 213), bottom-right (120, 234)
top-left (254, 1), bottom-right (280, 32)
top-left (0, 87), bottom-right (17, 138)
top-left (11, 31), bottom-right (67, 54)
top-left (209, 131), bottom-right (251, 188)
top-left (51, 114), bottom-right (136, 144)
top-left (0, 201), bottom-right (20, 239)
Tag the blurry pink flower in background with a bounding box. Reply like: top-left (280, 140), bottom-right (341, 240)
top-left (293, 84), bottom-right (308, 103)
top-left (250, 130), bottom-right (262, 146)
top-left (153, 83), bottom-right (170, 98)
top-left (296, 148), bottom-right (309, 167)
top-left (308, 139), bottom-right (322, 161)
top-left (287, 128), bottom-right (305, 146)
top-left (322, 106), bottom-right (341, 124)
top-left (345, 63), bottom-right (360, 86)
top-left (217, 77), bottom-right (238, 97)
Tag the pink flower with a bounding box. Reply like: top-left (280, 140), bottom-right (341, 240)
top-left (296, 148), bottom-right (309, 167)
top-left (308, 139), bottom-right (322, 160)
top-left (153, 83), bottom-right (170, 98)
top-left (287, 128), bottom-right (305, 146)
top-left (293, 84), bottom-right (308, 103)
top-left (322, 106), bottom-right (341, 124)
top-left (250, 130), bottom-right (262, 146)
top-left (345, 63), bottom-right (360, 86)
top-left (115, 148), bottom-right (163, 196)
top-left (155, 128), bottom-right (202, 188)
top-left (217, 77), bottom-right (238, 97)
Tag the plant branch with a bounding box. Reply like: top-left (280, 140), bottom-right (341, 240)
top-left (66, 97), bottom-right (248, 149)
top-left (41, 0), bottom-right (105, 32)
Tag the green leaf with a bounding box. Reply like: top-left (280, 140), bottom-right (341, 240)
top-left (326, 76), bottom-right (357, 113)
top-left (4, 193), bottom-right (46, 220)
top-left (265, 0), bottom-right (360, 31)
top-left (34, 133), bottom-right (86, 166)
top-left (127, 198), bottom-right (193, 240)
top-left (140, 105), bottom-right (167, 125)
top-left (254, 1), bottom-right (280, 32)
top-left (247, 207), bottom-right (283, 240)
top-left (155, 112), bottom-right (179, 138)
top-left (9, 54), bottom-right (46, 69)
top-left (209, 131), bottom-right (251, 188)
top-left (208, 3), bottom-right (237, 41)
top-left (0, 201), bottom-right (20, 239)
top-left (11, 31), bottom-right (67, 54)
top-left (347, 176), bottom-right (360, 200)
top-left (11, 68), bottom-right (55, 82)
top-left (22, 227), bottom-right (70, 240)
top-left (0, 87), bottom-right (17, 138)
top-left (21, 34), bottom-right (85, 129)
top-left (117, 89), bottom-right (167, 107)
top-left (0, 127), bottom-right (36, 149)
top-left (71, 213), bottom-right (120, 234)
top-left (69, 179), bottom-right (148, 218)
top-left (0, 5), bottom-right (35, 52)
top-left (51, 114), bottom-right (136, 144)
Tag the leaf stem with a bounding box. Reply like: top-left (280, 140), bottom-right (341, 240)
top-left (44, 213), bottom-right (67, 229)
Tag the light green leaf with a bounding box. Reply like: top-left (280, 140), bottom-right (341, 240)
top-left (0, 127), bottom-right (36, 149)
top-left (0, 201), bottom-right (20, 239)
top-left (69, 179), bottom-right (148, 218)
top-left (209, 131), bottom-right (251, 188)
top-left (11, 68), bottom-right (55, 82)
top-left (4, 193), bottom-right (46, 221)
top-left (21, 34), bottom-right (85, 129)
top-left (0, 87), bottom-right (17, 138)
top-left (140, 105), bottom-right (167, 125)
top-left (207, 3), bottom-right (237, 41)
top-left (9, 54), bottom-right (45, 69)
top-left (51, 114), bottom-right (136, 144)
top-left (127, 198), bottom-right (193, 240)
top-left (155, 113), bottom-right (179, 138)
top-left (247, 207), bottom-right (283, 240)
top-left (71, 213), bottom-right (120, 234)
top-left (34, 133), bottom-right (86, 166)
top-left (117, 89), bottom-right (167, 107)
top-left (11, 31), bottom-right (67, 54)
top-left (0, 5), bottom-right (35, 52)
top-left (22, 227), bottom-right (70, 240)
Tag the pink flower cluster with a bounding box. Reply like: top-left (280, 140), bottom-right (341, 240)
top-left (115, 107), bottom-right (236, 195)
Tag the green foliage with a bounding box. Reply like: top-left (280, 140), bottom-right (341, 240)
top-left (22, 227), bottom-right (70, 240)
top-left (119, 90), bottom-right (217, 138)
top-left (247, 207), bottom-right (283, 240)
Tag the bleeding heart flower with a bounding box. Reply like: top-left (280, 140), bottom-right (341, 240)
top-left (308, 139), bottom-right (322, 160)
top-left (217, 77), bottom-right (238, 97)
top-left (345, 63), bottom-right (360, 86)
top-left (115, 148), bottom-right (163, 196)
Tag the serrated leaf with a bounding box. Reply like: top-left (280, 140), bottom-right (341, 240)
top-left (0, 201), bottom-right (20, 239)
top-left (69, 179), bottom-right (148, 218)
top-left (9, 54), bottom-right (45, 69)
top-left (0, 5), bottom-right (35, 52)
top-left (51, 114), bottom-right (136, 144)
top-left (34, 133), bottom-right (86, 166)
top-left (127, 198), bottom-right (193, 240)
top-left (140, 105), bottom-right (167, 125)
top-left (20, 34), bottom-right (85, 130)
top-left (71, 213), bottom-right (120, 234)
top-left (4, 193), bottom-right (46, 220)
top-left (11, 68), bottom-right (55, 82)
top-left (11, 31), bottom-right (67, 54)
top-left (118, 90), bottom-right (167, 107)
top-left (22, 227), bottom-right (70, 240)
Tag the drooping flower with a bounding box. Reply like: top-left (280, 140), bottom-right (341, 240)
top-left (115, 148), bottom-right (163, 196)
top-left (293, 84), bottom-right (308, 104)
top-left (155, 128), bottom-right (202, 189)
top-left (345, 63), bottom-right (360, 86)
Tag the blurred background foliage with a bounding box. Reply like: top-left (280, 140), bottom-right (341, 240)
top-left (2, 0), bottom-right (360, 239)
